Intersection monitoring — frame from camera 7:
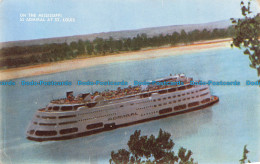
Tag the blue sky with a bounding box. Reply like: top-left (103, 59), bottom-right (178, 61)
top-left (0, 0), bottom-right (259, 42)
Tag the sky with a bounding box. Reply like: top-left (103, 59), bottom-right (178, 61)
top-left (0, 0), bottom-right (259, 42)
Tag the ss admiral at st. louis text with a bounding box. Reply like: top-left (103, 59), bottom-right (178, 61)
top-left (26, 74), bottom-right (219, 141)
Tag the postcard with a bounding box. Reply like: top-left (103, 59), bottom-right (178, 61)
top-left (0, 0), bottom-right (259, 163)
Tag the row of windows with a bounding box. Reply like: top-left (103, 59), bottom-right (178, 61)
top-left (201, 98), bottom-right (210, 104)
top-left (47, 105), bottom-right (83, 112)
top-left (33, 121), bottom-right (106, 136)
top-left (36, 98), bottom-right (210, 126)
top-left (154, 95), bottom-right (200, 108)
top-left (200, 92), bottom-right (209, 97)
top-left (141, 110), bottom-right (158, 117)
top-left (108, 113), bottom-right (138, 121)
top-left (174, 104), bottom-right (186, 111)
top-left (39, 123), bottom-right (56, 126)
top-left (35, 130), bottom-right (57, 136)
top-left (87, 122), bottom-right (103, 130)
top-left (79, 109), bottom-right (103, 115)
top-left (79, 109), bottom-right (116, 116)
top-left (34, 122), bottom-right (105, 136)
top-left (156, 85), bottom-right (193, 95)
top-left (136, 100), bottom-right (153, 105)
top-left (159, 108), bottom-right (172, 115)
top-left (188, 101), bottom-right (200, 107)
top-left (34, 120), bottom-right (77, 126)
top-left (153, 90), bottom-right (200, 102)
top-left (199, 88), bottom-right (208, 92)
top-left (136, 105), bottom-right (154, 110)
top-left (79, 113), bottom-right (117, 122)
top-left (60, 127), bottom-right (78, 134)
top-left (34, 127), bottom-right (79, 136)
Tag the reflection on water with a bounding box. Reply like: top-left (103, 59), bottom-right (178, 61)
top-left (1, 48), bottom-right (260, 164)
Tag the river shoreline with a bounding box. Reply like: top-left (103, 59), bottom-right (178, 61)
top-left (0, 38), bottom-right (232, 81)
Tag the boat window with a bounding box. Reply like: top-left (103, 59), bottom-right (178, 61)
top-left (187, 85), bottom-right (193, 89)
top-left (60, 128), bottom-right (78, 134)
top-left (61, 106), bottom-right (73, 111)
top-left (158, 90), bottom-right (167, 94)
top-left (201, 98), bottom-right (210, 104)
top-left (48, 107), bottom-right (52, 111)
top-left (188, 101), bottom-right (199, 107)
top-left (86, 122), bottom-right (103, 130)
top-left (59, 115), bottom-right (76, 119)
top-left (35, 130), bottom-right (57, 136)
top-left (42, 116), bottom-right (56, 119)
top-left (53, 106), bottom-right (60, 111)
top-left (141, 93), bottom-right (151, 98)
top-left (159, 107), bottom-right (172, 114)
top-left (200, 92), bottom-right (209, 97)
top-left (174, 104), bottom-right (186, 111)
top-left (168, 88), bottom-right (176, 92)
top-left (39, 123), bottom-right (56, 126)
top-left (178, 86), bottom-right (186, 91)
top-left (199, 88), bottom-right (207, 91)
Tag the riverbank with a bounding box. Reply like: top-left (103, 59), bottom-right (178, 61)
top-left (0, 38), bottom-right (232, 81)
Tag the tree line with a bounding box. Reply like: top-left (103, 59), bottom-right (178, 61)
top-left (0, 27), bottom-right (234, 69)
top-left (109, 129), bottom-right (252, 164)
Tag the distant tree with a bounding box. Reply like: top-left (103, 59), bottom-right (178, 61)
top-left (171, 32), bottom-right (181, 45)
top-left (85, 40), bottom-right (94, 55)
top-left (93, 37), bottom-right (104, 54)
top-left (180, 30), bottom-right (189, 45)
top-left (77, 39), bottom-right (85, 54)
top-left (231, 0), bottom-right (260, 76)
top-left (239, 145), bottom-right (251, 164)
top-left (109, 129), bottom-right (196, 164)
top-left (70, 41), bottom-right (78, 50)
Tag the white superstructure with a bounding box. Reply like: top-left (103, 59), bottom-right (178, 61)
top-left (26, 74), bottom-right (219, 141)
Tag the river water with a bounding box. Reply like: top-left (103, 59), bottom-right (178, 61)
top-left (1, 47), bottom-right (259, 164)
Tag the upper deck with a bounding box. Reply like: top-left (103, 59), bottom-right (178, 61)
top-left (50, 74), bottom-right (194, 105)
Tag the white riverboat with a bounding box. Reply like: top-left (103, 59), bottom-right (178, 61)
top-left (26, 74), bottom-right (219, 141)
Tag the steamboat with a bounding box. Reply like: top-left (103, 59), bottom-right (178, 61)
top-left (26, 74), bottom-right (219, 141)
